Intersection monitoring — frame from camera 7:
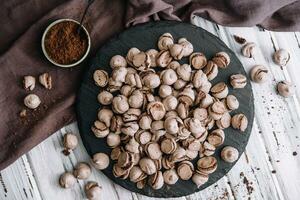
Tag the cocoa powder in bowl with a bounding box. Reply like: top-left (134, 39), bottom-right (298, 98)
top-left (44, 21), bottom-right (88, 65)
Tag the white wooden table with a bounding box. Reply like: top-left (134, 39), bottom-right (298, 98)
top-left (1, 17), bottom-right (300, 200)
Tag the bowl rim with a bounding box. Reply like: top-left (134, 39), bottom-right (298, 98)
top-left (41, 18), bottom-right (91, 68)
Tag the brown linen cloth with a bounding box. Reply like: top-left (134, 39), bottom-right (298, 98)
top-left (0, 0), bottom-right (299, 170)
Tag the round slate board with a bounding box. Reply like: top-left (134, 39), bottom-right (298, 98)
top-left (76, 21), bottom-right (254, 198)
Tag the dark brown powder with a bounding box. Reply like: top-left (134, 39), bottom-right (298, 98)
top-left (243, 176), bottom-right (254, 195)
top-left (233, 35), bottom-right (246, 44)
top-left (240, 172), bottom-right (254, 196)
top-left (62, 149), bottom-right (70, 156)
top-left (44, 21), bottom-right (88, 65)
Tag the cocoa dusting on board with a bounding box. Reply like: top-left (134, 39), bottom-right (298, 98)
top-left (233, 35), bottom-right (246, 44)
top-left (214, 190), bottom-right (229, 200)
top-left (243, 176), bottom-right (254, 195)
top-left (62, 149), bottom-right (70, 156)
top-left (240, 172), bottom-right (254, 196)
top-left (44, 21), bottom-right (88, 65)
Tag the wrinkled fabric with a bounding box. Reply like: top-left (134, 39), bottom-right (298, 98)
top-left (125, 0), bottom-right (300, 31)
top-left (0, 0), bottom-right (299, 170)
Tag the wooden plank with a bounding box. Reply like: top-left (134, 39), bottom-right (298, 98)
top-left (217, 23), bottom-right (300, 200)
top-left (221, 26), bottom-right (300, 200)
top-left (253, 29), bottom-right (300, 200)
top-left (0, 156), bottom-right (42, 200)
top-left (271, 31), bottom-right (300, 113)
top-left (262, 31), bottom-right (300, 200)
top-left (216, 26), bottom-right (286, 200)
top-left (226, 123), bottom-right (283, 200)
top-left (186, 177), bottom-right (235, 200)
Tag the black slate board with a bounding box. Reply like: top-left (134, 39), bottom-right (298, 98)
top-left (76, 21), bottom-right (254, 198)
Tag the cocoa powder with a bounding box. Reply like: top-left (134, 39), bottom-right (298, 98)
top-left (44, 21), bottom-right (88, 65)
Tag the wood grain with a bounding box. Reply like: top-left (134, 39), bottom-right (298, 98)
top-left (1, 16), bottom-right (300, 200)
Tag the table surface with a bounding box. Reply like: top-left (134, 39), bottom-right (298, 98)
top-left (1, 16), bottom-right (300, 200)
